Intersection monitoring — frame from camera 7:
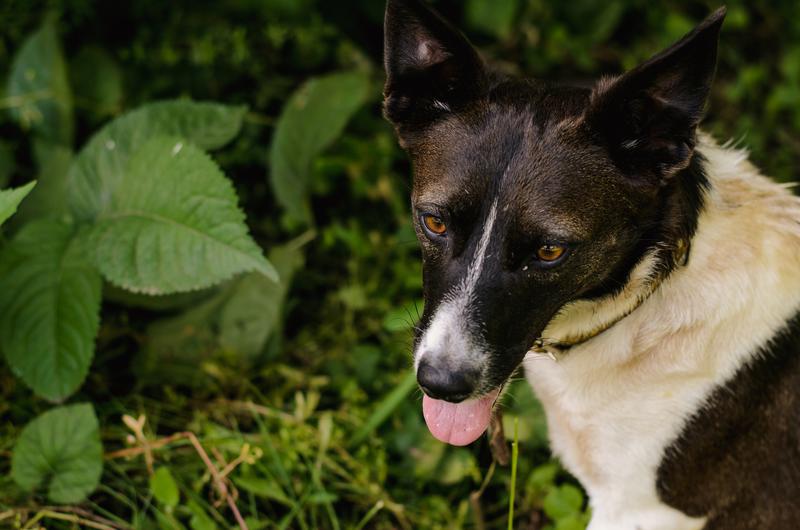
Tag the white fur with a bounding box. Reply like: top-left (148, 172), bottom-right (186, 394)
top-left (525, 136), bottom-right (800, 530)
top-left (415, 199), bottom-right (499, 374)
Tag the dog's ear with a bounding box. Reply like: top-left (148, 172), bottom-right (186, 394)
top-left (383, 0), bottom-right (488, 144)
top-left (585, 7), bottom-right (726, 182)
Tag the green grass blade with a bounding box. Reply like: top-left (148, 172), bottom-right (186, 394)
top-left (508, 417), bottom-right (519, 530)
top-left (348, 370), bottom-right (417, 447)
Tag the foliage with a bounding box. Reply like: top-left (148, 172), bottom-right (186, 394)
top-left (10, 403), bottom-right (102, 504)
top-left (0, 0), bottom-right (797, 529)
top-left (0, 181), bottom-right (35, 227)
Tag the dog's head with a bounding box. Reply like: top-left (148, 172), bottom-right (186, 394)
top-left (383, 0), bottom-right (725, 445)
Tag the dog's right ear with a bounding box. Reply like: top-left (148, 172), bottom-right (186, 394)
top-left (383, 0), bottom-right (487, 145)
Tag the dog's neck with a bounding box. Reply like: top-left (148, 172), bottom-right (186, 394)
top-left (531, 248), bottom-right (671, 358)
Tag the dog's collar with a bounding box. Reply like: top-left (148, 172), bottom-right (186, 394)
top-left (527, 240), bottom-right (689, 361)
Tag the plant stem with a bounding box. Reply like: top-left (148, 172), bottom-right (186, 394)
top-left (508, 417), bottom-right (519, 530)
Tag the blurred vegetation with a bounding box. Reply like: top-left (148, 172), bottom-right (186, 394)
top-left (0, 0), bottom-right (798, 529)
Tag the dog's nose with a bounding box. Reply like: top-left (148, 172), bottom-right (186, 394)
top-left (417, 357), bottom-right (478, 403)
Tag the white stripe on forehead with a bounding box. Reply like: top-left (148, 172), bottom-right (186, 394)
top-left (460, 197), bottom-right (499, 300)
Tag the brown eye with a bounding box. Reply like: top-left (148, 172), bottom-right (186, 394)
top-left (536, 244), bottom-right (565, 262)
top-left (422, 214), bottom-right (447, 236)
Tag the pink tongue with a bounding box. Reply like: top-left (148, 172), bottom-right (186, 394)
top-left (422, 389), bottom-right (500, 446)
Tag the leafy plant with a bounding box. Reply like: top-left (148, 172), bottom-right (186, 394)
top-left (270, 70), bottom-right (371, 226)
top-left (10, 403), bottom-right (102, 504)
top-left (0, 181), bottom-right (35, 227)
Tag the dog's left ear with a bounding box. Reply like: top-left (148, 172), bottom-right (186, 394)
top-left (383, 0), bottom-right (488, 145)
top-left (585, 7), bottom-right (726, 182)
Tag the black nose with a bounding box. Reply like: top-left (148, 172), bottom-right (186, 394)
top-left (417, 357), bottom-right (478, 403)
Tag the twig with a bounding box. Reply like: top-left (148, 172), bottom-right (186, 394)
top-left (113, 416), bottom-right (249, 530)
top-left (20, 509), bottom-right (117, 530)
top-left (183, 431), bottom-right (249, 530)
top-left (104, 432), bottom-right (185, 460)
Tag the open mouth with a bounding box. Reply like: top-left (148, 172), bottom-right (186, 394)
top-left (421, 387), bottom-right (502, 446)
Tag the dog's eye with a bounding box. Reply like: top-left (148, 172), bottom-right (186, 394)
top-left (421, 214), bottom-right (447, 236)
top-left (536, 244), bottom-right (566, 262)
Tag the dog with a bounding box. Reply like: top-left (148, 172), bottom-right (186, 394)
top-left (382, 1), bottom-right (800, 528)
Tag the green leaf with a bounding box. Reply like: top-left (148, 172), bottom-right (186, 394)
top-left (543, 484), bottom-right (585, 521)
top-left (11, 403), bottom-right (103, 503)
top-left (270, 71), bottom-right (370, 225)
top-left (234, 476), bottom-right (292, 506)
top-left (219, 242), bottom-right (304, 357)
top-left (6, 19), bottom-right (73, 145)
top-left (0, 219), bottom-right (101, 401)
top-left (187, 499), bottom-right (218, 530)
top-left (554, 514), bottom-right (589, 530)
top-left (67, 100), bottom-right (247, 221)
top-left (89, 136), bottom-right (276, 294)
top-left (150, 467), bottom-right (180, 508)
top-left (13, 144), bottom-right (72, 224)
top-left (0, 181), bottom-right (36, 227)
top-left (140, 240), bottom-right (304, 383)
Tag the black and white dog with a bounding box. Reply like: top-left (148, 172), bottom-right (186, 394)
top-left (383, 1), bottom-right (800, 528)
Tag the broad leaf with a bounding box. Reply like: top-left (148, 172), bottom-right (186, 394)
top-left (14, 144), bottom-right (72, 224)
top-left (0, 181), bottom-right (36, 228)
top-left (6, 20), bottom-right (73, 145)
top-left (11, 403), bottom-right (103, 503)
top-left (150, 467), bottom-right (180, 507)
top-left (220, 242), bottom-right (303, 357)
top-left (67, 100), bottom-right (247, 221)
top-left (543, 484), bottom-right (585, 521)
top-left (270, 71), bottom-right (370, 225)
top-left (0, 219), bottom-right (101, 401)
top-left (141, 241), bottom-right (303, 384)
top-left (89, 136), bottom-right (276, 294)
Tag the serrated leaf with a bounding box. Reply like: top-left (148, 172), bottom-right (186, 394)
top-left (150, 467), bottom-right (180, 507)
top-left (0, 181), bottom-right (36, 227)
top-left (270, 71), bottom-right (370, 225)
top-left (0, 219), bottom-right (101, 401)
top-left (11, 403), bottom-right (102, 503)
top-left (89, 136), bottom-right (276, 294)
top-left (6, 19), bottom-right (73, 145)
top-left (67, 100), bottom-right (247, 221)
